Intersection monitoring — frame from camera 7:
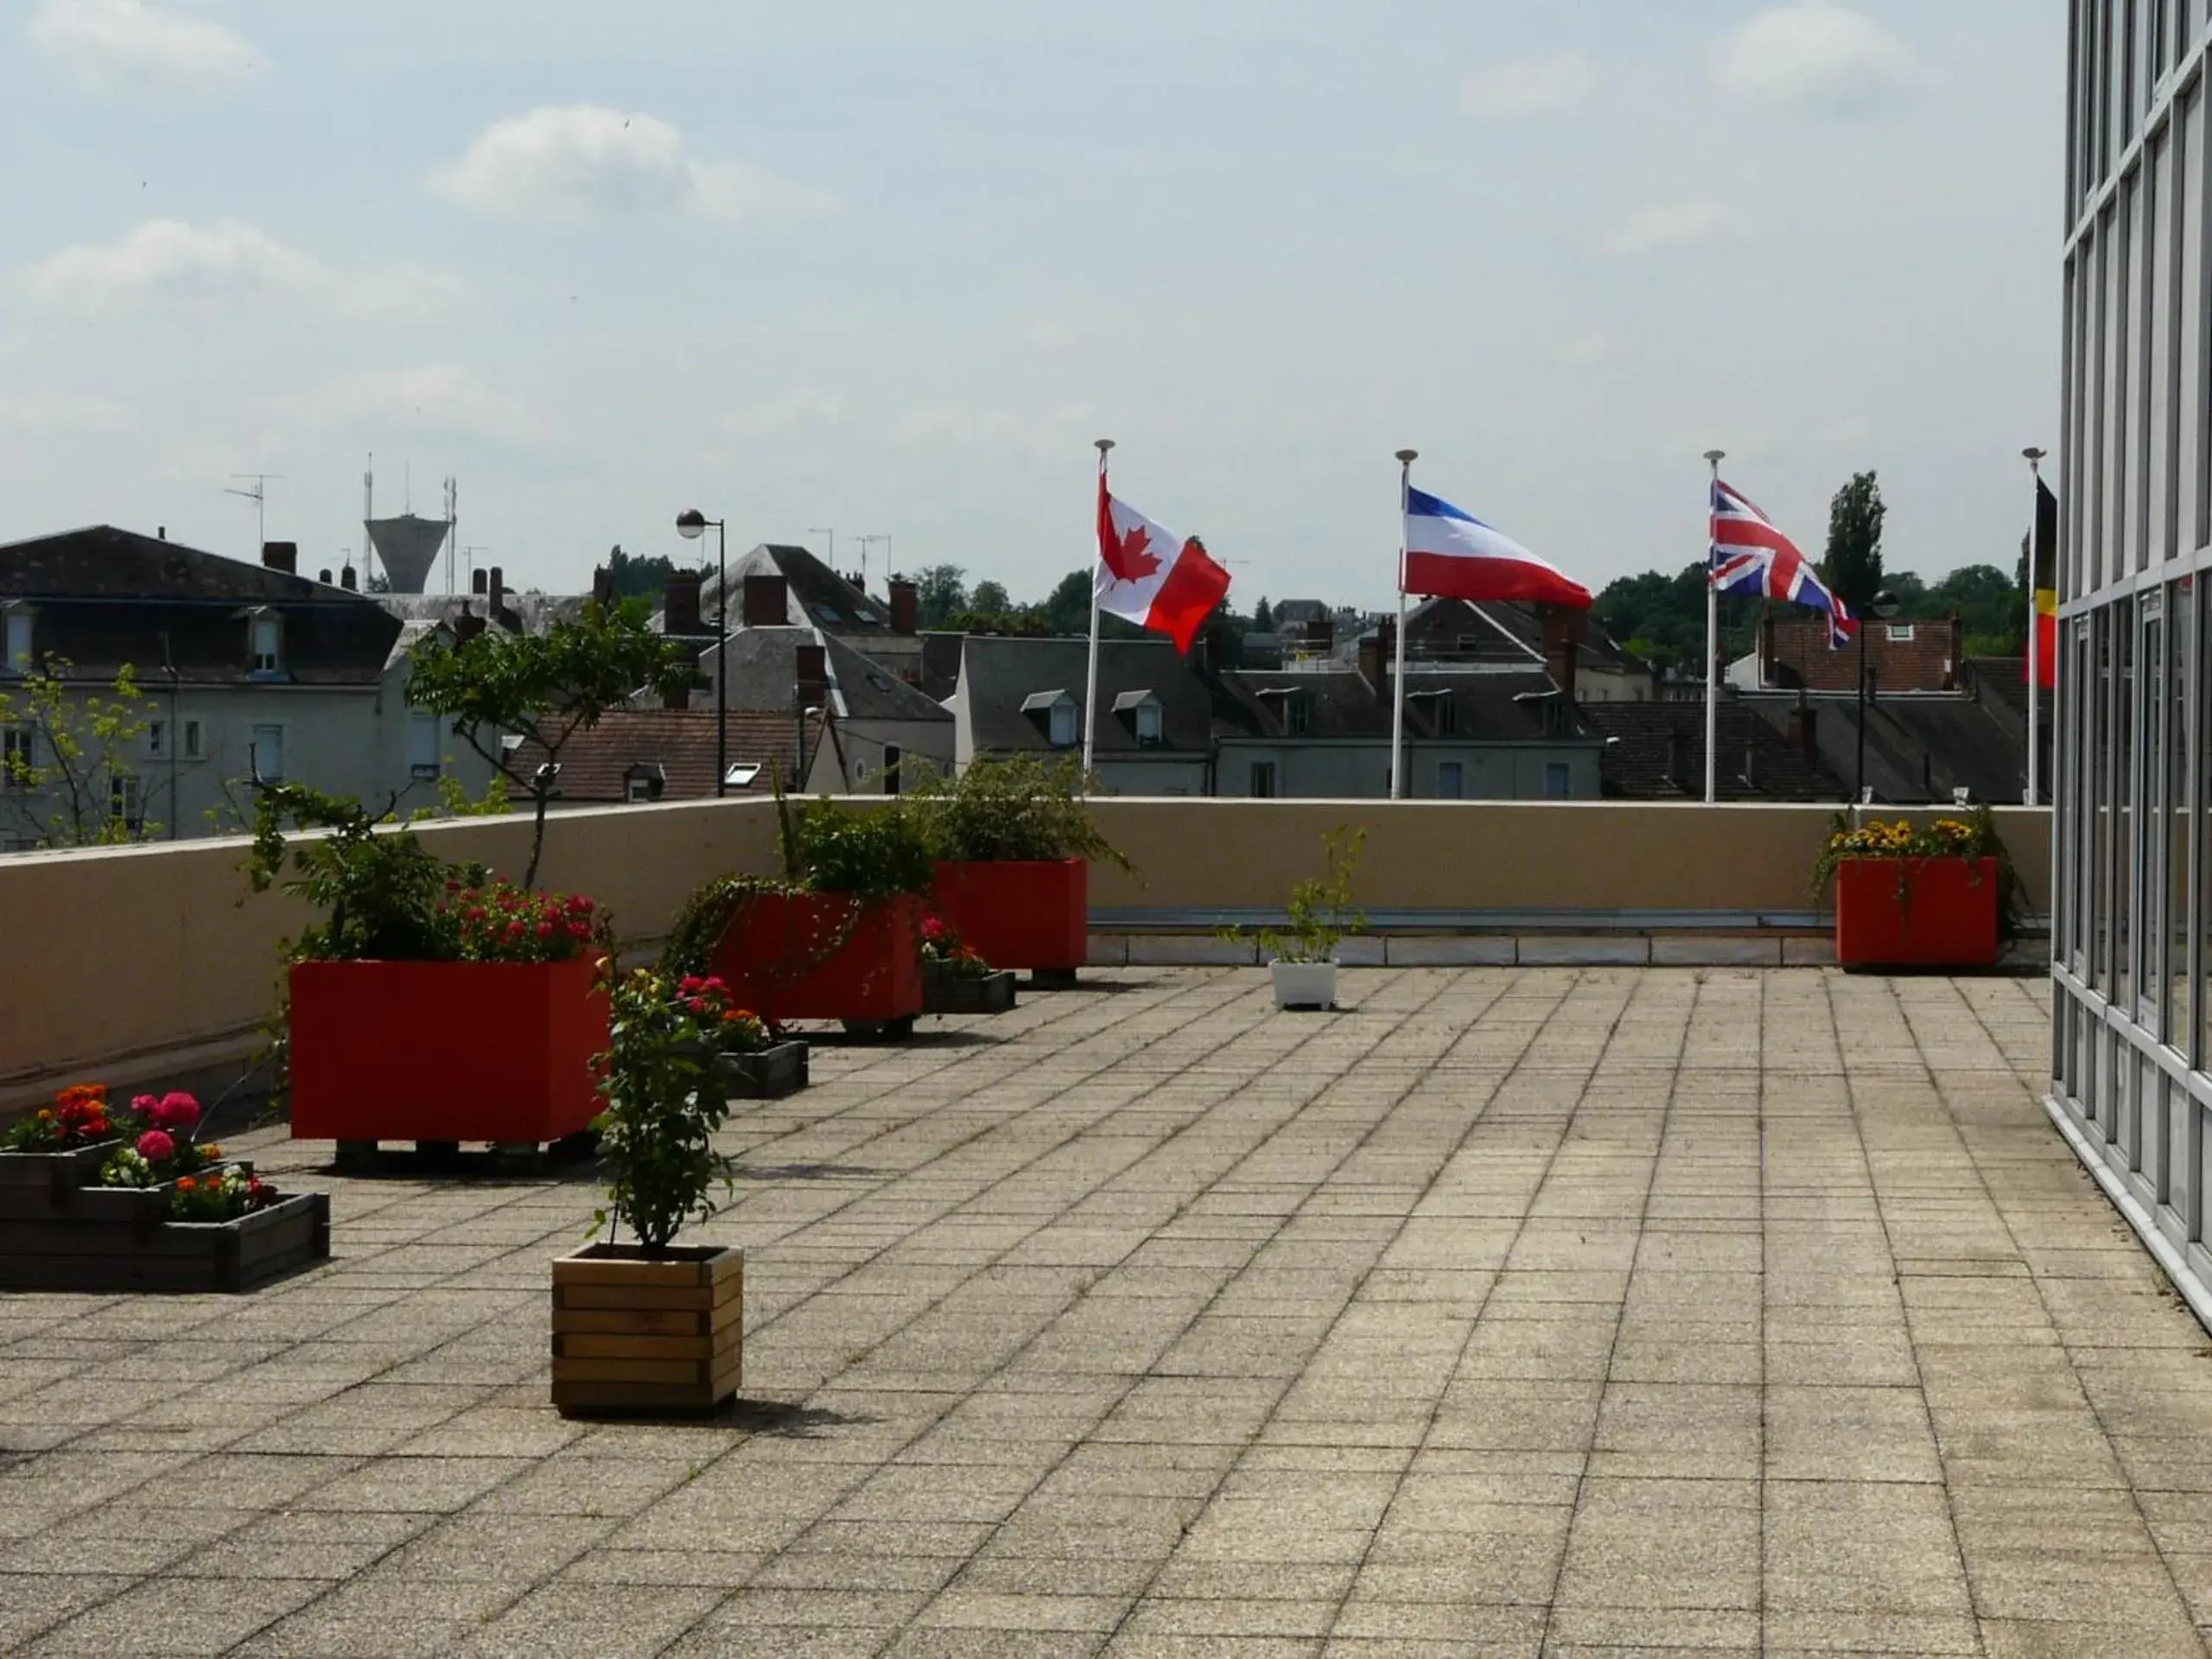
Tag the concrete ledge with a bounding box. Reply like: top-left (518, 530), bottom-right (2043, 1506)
top-left (1651, 937), bottom-right (1786, 968)
top-left (1136, 936), bottom-right (1261, 967)
top-left (1086, 934), bottom-right (1129, 968)
top-left (1783, 938), bottom-right (1840, 967)
top-left (1516, 936), bottom-right (1654, 968)
top-left (1384, 938), bottom-right (1517, 967)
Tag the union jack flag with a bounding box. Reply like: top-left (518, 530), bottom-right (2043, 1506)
top-left (1710, 479), bottom-right (1857, 649)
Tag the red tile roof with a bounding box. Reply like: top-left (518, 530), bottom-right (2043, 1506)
top-left (511, 709), bottom-right (819, 804)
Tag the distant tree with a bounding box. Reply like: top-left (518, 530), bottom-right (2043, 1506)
top-left (1592, 564), bottom-right (1759, 670)
top-left (605, 545), bottom-right (683, 601)
top-left (0, 659), bottom-right (160, 848)
top-left (1252, 596), bottom-right (1275, 632)
top-left (943, 609), bottom-right (1052, 637)
top-left (970, 579), bottom-right (1011, 615)
top-left (1037, 571), bottom-right (1093, 637)
top-left (912, 565), bottom-right (969, 628)
top-left (1822, 471), bottom-right (1887, 612)
top-left (407, 599), bottom-right (693, 888)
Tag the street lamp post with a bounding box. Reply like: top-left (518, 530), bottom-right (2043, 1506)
top-left (676, 509), bottom-right (728, 798)
top-left (1855, 588), bottom-right (1902, 804)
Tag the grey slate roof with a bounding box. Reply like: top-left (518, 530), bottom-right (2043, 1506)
top-left (715, 626), bottom-right (950, 724)
top-left (378, 593), bottom-right (589, 637)
top-left (0, 525), bottom-right (401, 686)
top-left (1215, 669), bottom-right (1594, 742)
top-left (960, 637), bottom-right (1214, 756)
top-left (696, 545), bottom-right (894, 634)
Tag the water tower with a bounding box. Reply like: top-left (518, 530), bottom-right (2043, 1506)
top-left (363, 465), bottom-right (456, 594)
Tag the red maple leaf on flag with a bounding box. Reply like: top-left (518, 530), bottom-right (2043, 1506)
top-left (1102, 520), bottom-right (1161, 584)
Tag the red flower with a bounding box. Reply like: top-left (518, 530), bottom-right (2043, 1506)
top-left (922, 917), bottom-right (947, 942)
top-left (136, 1129), bottom-right (175, 1164)
top-left (535, 921), bottom-right (554, 939)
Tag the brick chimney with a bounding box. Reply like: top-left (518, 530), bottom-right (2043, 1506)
top-left (664, 569), bottom-right (703, 636)
top-left (488, 567), bottom-right (506, 622)
top-left (261, 541), bottom-right (298, 575)
top-left (796, 642), bottom-right (830, 709)
top-left (743, 575), bottom-right (789, 627)
top-left (1539, 606), bottom-right (1583, 702)
top-left (453, 601), bottom-right (486, 644)
top-left (1788, 702), bottom-right (1819, 754)
top-left (1306, 613), bottom-right (1334, 654)
top-left (317, 568), bottom-right (332, 586)
top-left (472, 567), bottom-right (488, 595)
top-left (340, 565), bottom-right (358, 592)
top-left (591, 565), bottom-right (614, 607)
top-left (888, 577), bottom-right (918, 634)
top-left (1357, 620), bottom-right (1397, 694)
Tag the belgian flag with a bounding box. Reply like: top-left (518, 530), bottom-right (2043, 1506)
top-left (2030, 479), bottom-right (2057, 690)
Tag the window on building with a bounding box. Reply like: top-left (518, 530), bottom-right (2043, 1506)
top-left (1434, 699), bottom-right (1459, 735)
top-left (250, 615), bottom-right (283, 674)
top-left (1048, 701), bottom-right (1077, 748)
top-left (1135, 702), bottom-right (1163, 746)
top-left (147, 721), bottom-right (167, 758)
top-left (109, 774), bottom-right (142, 832)
top-left (1438, 761), bottom-right (1465, 799)
top-left (883, 745), bottom-right (904, 795)
top-left (182, 720), bottom-right (203, 760)
top-left (1286, 696), bottom-right (1310, 737)
top-left (1886, 624), bottom-right (1917, 643)
top-left (4, 610), bottom-right (31, 674)
top-left (1249, 761), bottom-right (1278, 799)
top-left (1545, 761), bottom-right (1573, 800)
top-left (407, 714), bottom-right (441, 780)
top-left (725, 763), bottom-right (763, 789)
top-left (250, 724), bottom-right (285, 783)
top-left (2, 726), bottom-right (29, 787)
top-left (626, 775), bottom-right (654, 804)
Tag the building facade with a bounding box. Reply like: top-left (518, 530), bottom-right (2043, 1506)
top-left (2054, 3), bottom-right (2212, 1313)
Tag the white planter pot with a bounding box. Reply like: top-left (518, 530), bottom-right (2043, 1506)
top-left (1270, 960), bottom-right (1338, 1012)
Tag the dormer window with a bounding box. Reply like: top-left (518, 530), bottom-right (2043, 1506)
top-left (3, 605), bottom-right (32, 674)
top-left (1286, 696), bottom-right (1310, 737)
top-left (1135, 702), bottom-right (1162, 745)
top-left (1024, 690), bottom-right (1080, 750)
top-left (248, 610), bottom-right (283, 676)
top-left (1113, 690), bottom-right (1166, 747)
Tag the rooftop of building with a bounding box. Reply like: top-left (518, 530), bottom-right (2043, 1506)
top-left (3, 963), bottom-right (2202, 1655)
top-left (509, 708), bottom-right (818, 802)
top-left (1585, 698), bottom-right (1852, 801)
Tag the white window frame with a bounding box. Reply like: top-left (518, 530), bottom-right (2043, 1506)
top-left (407, 712), bottom-right (442, 781)
top-left (1886, 624), bottom-right (1918, 643)
top-left (250, 723), bottom-right (285, 783)
top-left (147, 721), bottom-right (167, 758)
top-left (249, 613), bottom-right (283, 675)
top-left (3, 608), bottom-right (31, 675)
top-left (109, 773), bottom-right (143, 830)
top-left (1, 725), bottom-right (30, 788)
top-left (1134, 702), bottom-right (1163, 746)
top-left (1048, 701), bottom-right (1078, 749)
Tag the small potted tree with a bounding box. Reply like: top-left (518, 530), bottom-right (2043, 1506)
top-left (1236, 827), bottom-right (1366, 1012)
top-left (552, 969), bottom-right (744, 1419)
top-left (251, 785), bottom-right (615, 1165)
top-left (911, 755), bottom-right (1129, 987)
top-left (662, 792), bottom-right (935, 1039)
top-left (1815, 806), bottom-right (2016, 969)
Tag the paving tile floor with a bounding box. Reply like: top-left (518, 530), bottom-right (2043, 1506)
top-left (3, 967), bottom-right (2211, 1655)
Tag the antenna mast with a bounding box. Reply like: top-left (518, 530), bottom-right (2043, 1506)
top-left (363, 454), bottom-right (377, 584)
top-left (226, 473), bottom-right (282, 552)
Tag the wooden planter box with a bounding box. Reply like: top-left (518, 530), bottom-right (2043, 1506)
top-left (0, 1149), bottom-right (329, 1294)
top-left (932, 859), bottom-right (1088, 980)
top-left (551, 1243), bottom-right (743, 1418)
top-left (1834, 856), bottom-right (2004, 969)
top-left (924, 966), bottom-right (1018, 1016)
top-left (289, 956), bottom-right (610, 1149)
top-left (713, 1042), bottom-right (809, 1100)
top-left (708, 892), bottom-right (925, 1027)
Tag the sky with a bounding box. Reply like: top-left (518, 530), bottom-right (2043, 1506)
top-left (0, 0), bottom-right (2065, 610)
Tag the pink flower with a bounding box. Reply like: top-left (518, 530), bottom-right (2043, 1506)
top-left (152, 1093), bottom-right (200, 1130)
top-left (136, 1129), bottom-right (175, 1164)
top-left (131, 1094), bottom-right (159, 1116)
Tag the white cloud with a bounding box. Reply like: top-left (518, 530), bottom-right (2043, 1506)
top-left (717, 388), bottom-right (843, 438)
top-left (22, 219), bottom-right (466, 316)
top-left (429, 106), bottom-right (840, 225)
top-left (1461, 54), bottom-right (1596, 120)
top-left (1599, 202), bottom-right (1743, 256)
top-left (0, 389), bottom-right (131, 434)
top-left (1711, 3), bottom-right (1926, 108)
top-left (272, 365), bottom-right (541, 442)
top-left (1560, 333), bottom-right (1611, 365)
top-left (29, 0), bottom-right (265, 99)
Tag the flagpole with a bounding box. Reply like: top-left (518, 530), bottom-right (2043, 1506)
top-left (1392, 449), bottom-right (1418, 802)
top-left (2024, 446), bottom-right (2047, 807)
top-left (1703, 450), bottom-right (1725, 804)
top-left (1086, 439), bottom-right (1114, 780)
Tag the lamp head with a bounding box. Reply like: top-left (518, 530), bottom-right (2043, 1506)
top-left (676, 510), bottom-right (709, 541)
top-left (1703, 449), bottom-right (1726, 465)
top-left (1395, 448), bottom-right (1419, 465)
top-left (1094, 439), bottom-right (1116, 456)
top-left (2022, 447), bottom-right (2048, 464)
top-left (1869, 589), bottom-right (1902, 620)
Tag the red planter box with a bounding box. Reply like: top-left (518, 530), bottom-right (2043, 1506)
top-left (1834, 856), bottom-right (2003, 969)
top-left (931, 860), bottom-right (1089, 974)
top-left (709, 892), bottom-right (925, 1024)
top-left (289, 957), bottom-right (610, 1144)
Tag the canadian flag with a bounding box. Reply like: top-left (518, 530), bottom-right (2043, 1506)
top-left (1095, 478), bottom-right (1232, 655)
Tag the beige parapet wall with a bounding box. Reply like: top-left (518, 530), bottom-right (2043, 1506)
top-left (0, 798), bottom-right (2050, 1103)
top-left (0, 798), bottom-right (782, 1101)
top-left (1084, 800), bottom-right (2052, 921)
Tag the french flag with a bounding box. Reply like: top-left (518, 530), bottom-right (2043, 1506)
top-left (1402, 487), bottom-right (1592, 611)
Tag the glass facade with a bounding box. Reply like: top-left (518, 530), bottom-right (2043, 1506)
top-left (2056, 0), bottom-right (2212, 1286)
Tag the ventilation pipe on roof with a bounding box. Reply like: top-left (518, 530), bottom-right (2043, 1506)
top-left (341, 565), bottom-right (358, 592)
top-left (261, 542), bottom-right (298, 575)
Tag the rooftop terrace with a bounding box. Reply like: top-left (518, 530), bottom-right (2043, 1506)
top-left (5, 964), bottom-right (2208, 1656)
